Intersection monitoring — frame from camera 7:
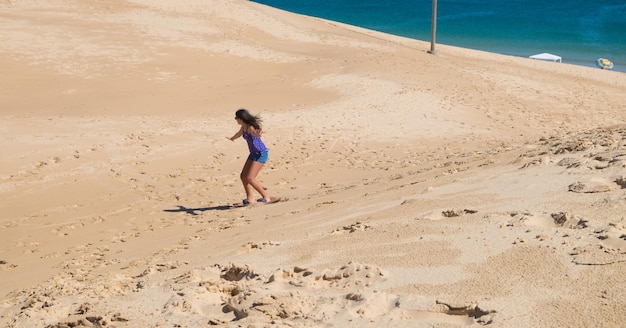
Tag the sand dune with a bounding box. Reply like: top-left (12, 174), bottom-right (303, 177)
top-left (1, 0), bottom-right (625, 327)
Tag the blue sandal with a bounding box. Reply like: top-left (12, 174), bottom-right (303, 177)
top-left (233, 199), bottom-right (250, 207)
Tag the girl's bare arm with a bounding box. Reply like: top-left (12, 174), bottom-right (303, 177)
top-left (227, 126), bottom-right (244, 141)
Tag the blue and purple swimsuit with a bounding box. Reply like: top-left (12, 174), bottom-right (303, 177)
top-left (242, 128), bottom-right (268, 163)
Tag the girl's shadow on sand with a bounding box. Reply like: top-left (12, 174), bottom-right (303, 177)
top-left (163, 205), bottom-right (232, 215)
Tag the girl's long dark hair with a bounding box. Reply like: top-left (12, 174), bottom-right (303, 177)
top-left (235, 108), bottom-right (262, 131)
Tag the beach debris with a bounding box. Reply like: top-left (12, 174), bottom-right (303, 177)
top-left (433, 300), bottom-right (496, 324)
top-left (568, 181), bottom-right (615, 193)
top-left (220, 264), bottom-right (258, 282)
top-left (551, 212), bottom-right (588, 229)
top-left (442, 209), bottom-right (478, 217)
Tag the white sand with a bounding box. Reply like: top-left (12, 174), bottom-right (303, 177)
top-left (1, 0), bottom-right (625, 327)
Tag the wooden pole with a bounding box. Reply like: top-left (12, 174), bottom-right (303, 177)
top-left (428, 0), bottom-right (438, 55)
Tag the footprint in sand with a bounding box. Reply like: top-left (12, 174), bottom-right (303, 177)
top-left (504, 211), bottom-right (588, 229)
top-left (568, 178), bottom-right (620, 193)
top-left (331, 221), bottom-right (373, 234)
top-left (134, 261), bottom-right (189, 278)
top-left (570, 243), bottom-right (626, 266)
top-left (0, 260), bottom-right (18, 270)
top-left (240, 241), bottom-right (281, 253)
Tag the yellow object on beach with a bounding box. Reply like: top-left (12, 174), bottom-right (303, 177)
top-left (596, 58), bottom-right (614, 70)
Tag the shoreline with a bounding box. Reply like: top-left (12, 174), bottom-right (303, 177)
top-left (250, 0), bottom-right (624, 72)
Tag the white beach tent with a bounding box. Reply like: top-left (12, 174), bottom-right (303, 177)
top-left (529, 53), bottom-right (562, 63)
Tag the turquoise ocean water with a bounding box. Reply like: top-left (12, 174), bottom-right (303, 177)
top-left (252, 0), bottom-right (625, 72)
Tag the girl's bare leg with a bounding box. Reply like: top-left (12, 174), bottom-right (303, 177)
top-left (240, 160), bottom-right (270, 202)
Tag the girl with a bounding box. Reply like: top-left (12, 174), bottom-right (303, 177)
top-left (227, 108), bottom-right (271, 206)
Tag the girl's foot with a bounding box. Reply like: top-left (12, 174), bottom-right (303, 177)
top-left (257, 197), bottom-right (271, 203)
top-left (233, 199), bottom-right (251, 207)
